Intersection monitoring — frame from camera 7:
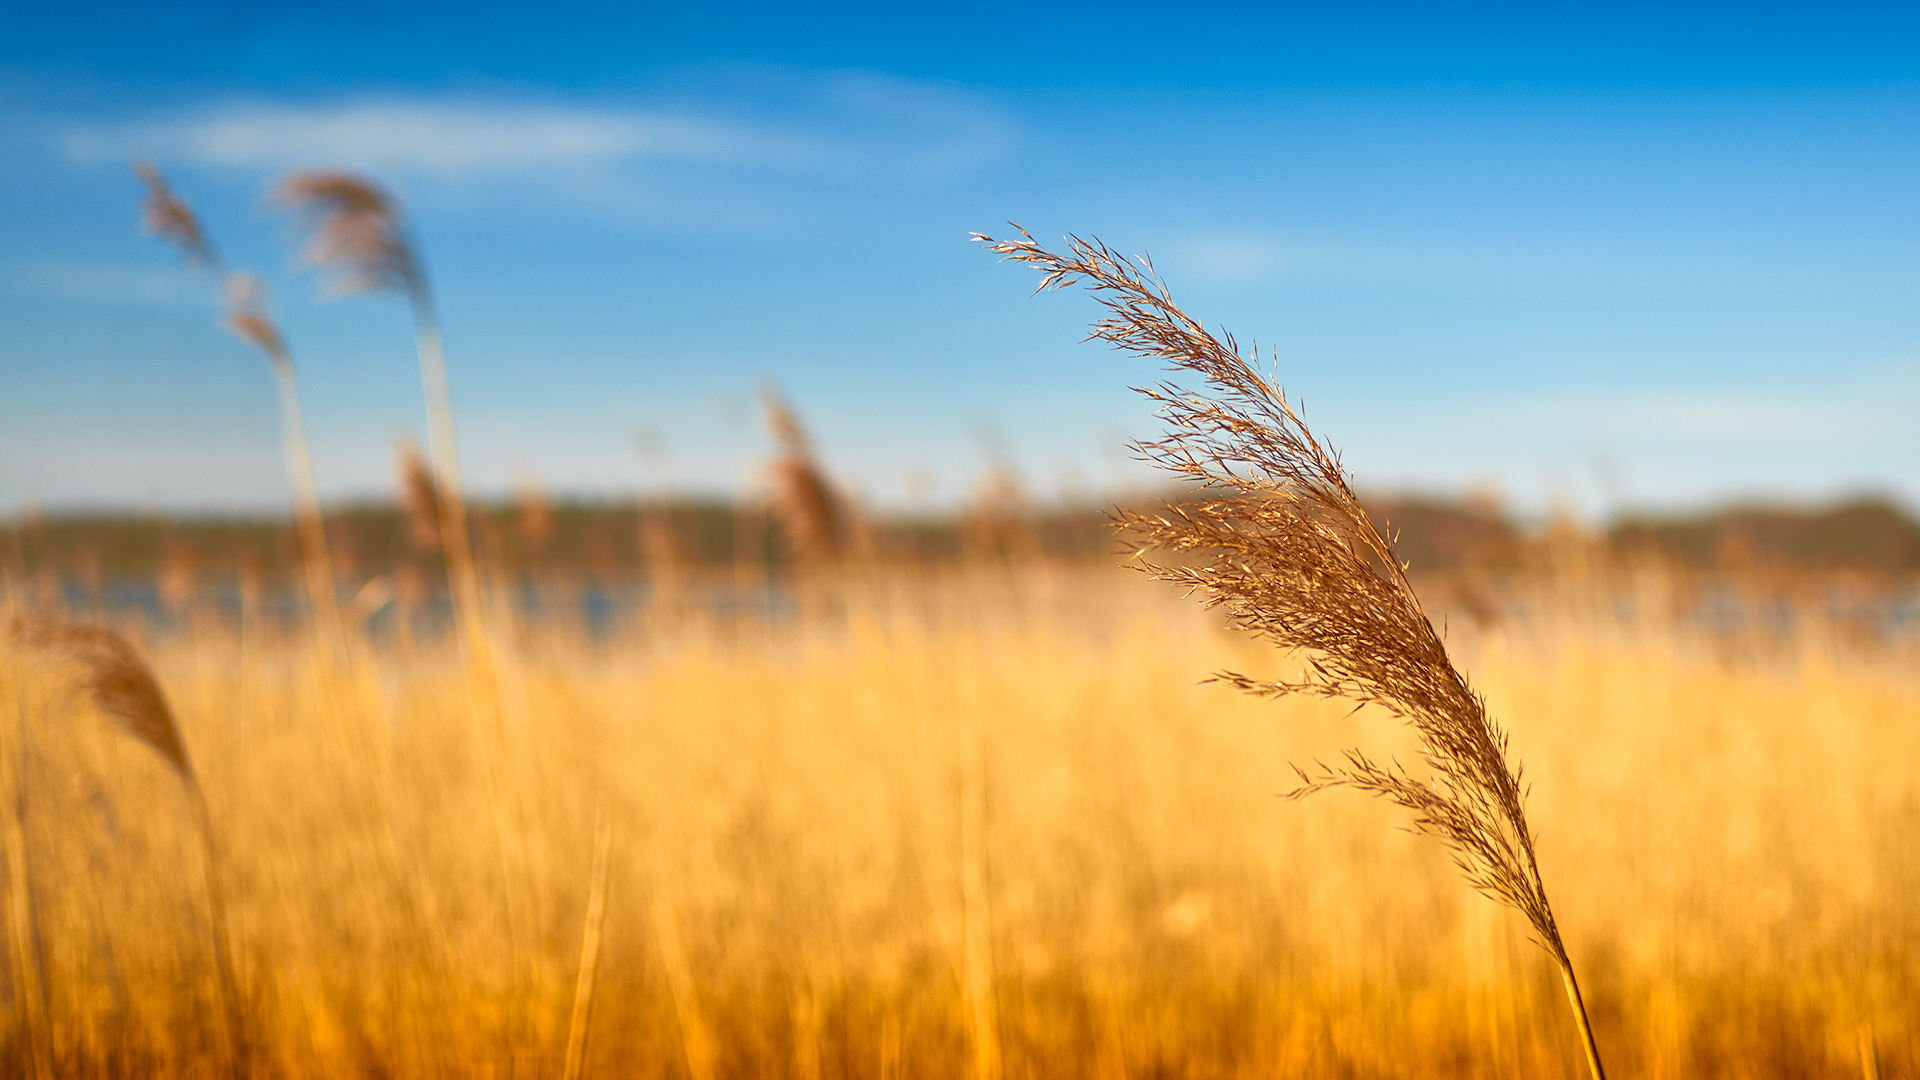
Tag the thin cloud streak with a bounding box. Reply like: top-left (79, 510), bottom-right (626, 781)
top-left (63, 102), bottom-right (824, 175)
top-left (58, 82), bottom-right (1016, 183)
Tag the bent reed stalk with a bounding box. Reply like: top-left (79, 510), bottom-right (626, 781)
top-left (135, 163), bottom-right (346, 656)
top-left (4, 615), bottom-right (247, 1078)
top-left (977, 227), bottom-right (1607, 1080)
top-left (273, 172), bottom-right (489, 672)
top-left (273, 171), bottom-right (532, 981)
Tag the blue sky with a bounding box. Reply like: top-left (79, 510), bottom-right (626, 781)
top-left (2, 1), bottom-right (1917, 519)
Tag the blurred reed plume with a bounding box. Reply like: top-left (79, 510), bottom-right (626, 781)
top-left (3, 614), bottom-right (244, 1076)
top-left (275, 170), bottom-right (488, 668)
top-left (136, 163), bottom-right (345, 655)
top-left (6, 615), bottom-right (191, 776)
top-left (271, 172), bottom-right (417, 297)
top-left (396, 438), bottom-right (444, 554)
top-left (759, 383), bottom-right (843, 561)
top-left (978, 227), bottom-right (1608, 1080)
top-left (963, 464), bottom-right (1039, 563)
top-left (222, 273), bottom-right (286, 357)
top-left (157, 542), bottom-right (200, 616)
top-left (134, 161), bottom-right (215, 268)
top-left (517, 484), bottom-right (555, 558)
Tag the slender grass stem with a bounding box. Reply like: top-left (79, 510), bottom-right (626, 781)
top-left (186, 780), bottom-right (247, 1079)
top-left (1557, 958), bottom-right (1605, 1080)
top-left (265, 352), bottom-right (346, 660)
top-left (561, 806), bottom-right (613, 1080)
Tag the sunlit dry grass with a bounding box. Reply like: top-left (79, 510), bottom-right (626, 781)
top-left (0, 566), bottom-right (1915, 1078)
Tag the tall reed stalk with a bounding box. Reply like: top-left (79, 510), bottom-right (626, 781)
top-left (5, 615), bottom-right (245, 1077)
top-left (135, 163), bottom-right (345, 654)
top-left (652, 892), bottom-right (717, 1080)
top-left (956, 694), bottom-right (1001, 1080)
top-left (272, 172), bottom-right (489, 670)
top-left (561, 805), bottom-right (613, 1080)
top-left (274, 170), bottom-right (529, 972)
top-left (0, 649), bottom-right (53, 1080)
top-left (979, 227), bottom-right (1607, 1080)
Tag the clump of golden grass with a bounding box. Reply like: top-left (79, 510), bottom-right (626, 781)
top-left (0, 569), bottom-right (1911, 1077)
top-left (135, 163), bottom-right (346, 656)
top-left (978, 227), bottom-right (1608, 1078)
top-left (2, 613), bottom-right (244, 1077)
top-left (759, 383), bottom-right (845, 562)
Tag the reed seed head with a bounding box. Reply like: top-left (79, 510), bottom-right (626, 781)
top-left (396, 438), bottom-right (444, 553)
top-left (135, 161), bottom-right (217, 269)
top-left (977, 226), bottom-right (1571, 963)
top-left (518, 484), bottom-right (555, 554)
top-left (222, 273), bottom-right (288, 359)
top-left (5, 613), bottom-right (194, 782)
top-left (274, 170), bottom-right (420, 297)
top-left (759, 383), bottom-right (842, 560)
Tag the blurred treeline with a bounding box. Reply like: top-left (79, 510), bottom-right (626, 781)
top-left (7, 492), bottom-right (1919, 589)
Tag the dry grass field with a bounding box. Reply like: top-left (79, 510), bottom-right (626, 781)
top-left (0, 562), bottom-right (1914, 1079)
top-left (3, 176), bottom-right (1906, 1078)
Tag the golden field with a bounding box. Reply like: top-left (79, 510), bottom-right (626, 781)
top-left (0, 562), bottom-right (1913, 1079)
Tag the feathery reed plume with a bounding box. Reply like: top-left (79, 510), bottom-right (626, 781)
top-left (396, 438), bottom-right (444, 554)
top-left (759, 383), bottom-right (842, 561)
top-left (135, 161), bottom-right (216, 268)
top-left (135, 164), bottom-right (345, 657)
top-left (977, 227), bottom-right (1608, 1080)
top-left (3, 614), bottom-right (246, 1076)
top-left (222, 273), bottom-right (286, 357)
top-left (6, 616), bottom-right (190, 775)
top-left (274, 171), bottom-right (488, 667)
top-left (271, 172), bottom-right (416, 296)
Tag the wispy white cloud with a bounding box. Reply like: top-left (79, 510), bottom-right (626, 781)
top-left (58, 78), bottom-right (1015, 183)
top-left (62, 102), bottom-right (820, 175)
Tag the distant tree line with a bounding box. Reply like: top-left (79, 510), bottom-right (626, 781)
top-left (4, 494), bottom-right (1917, 593)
